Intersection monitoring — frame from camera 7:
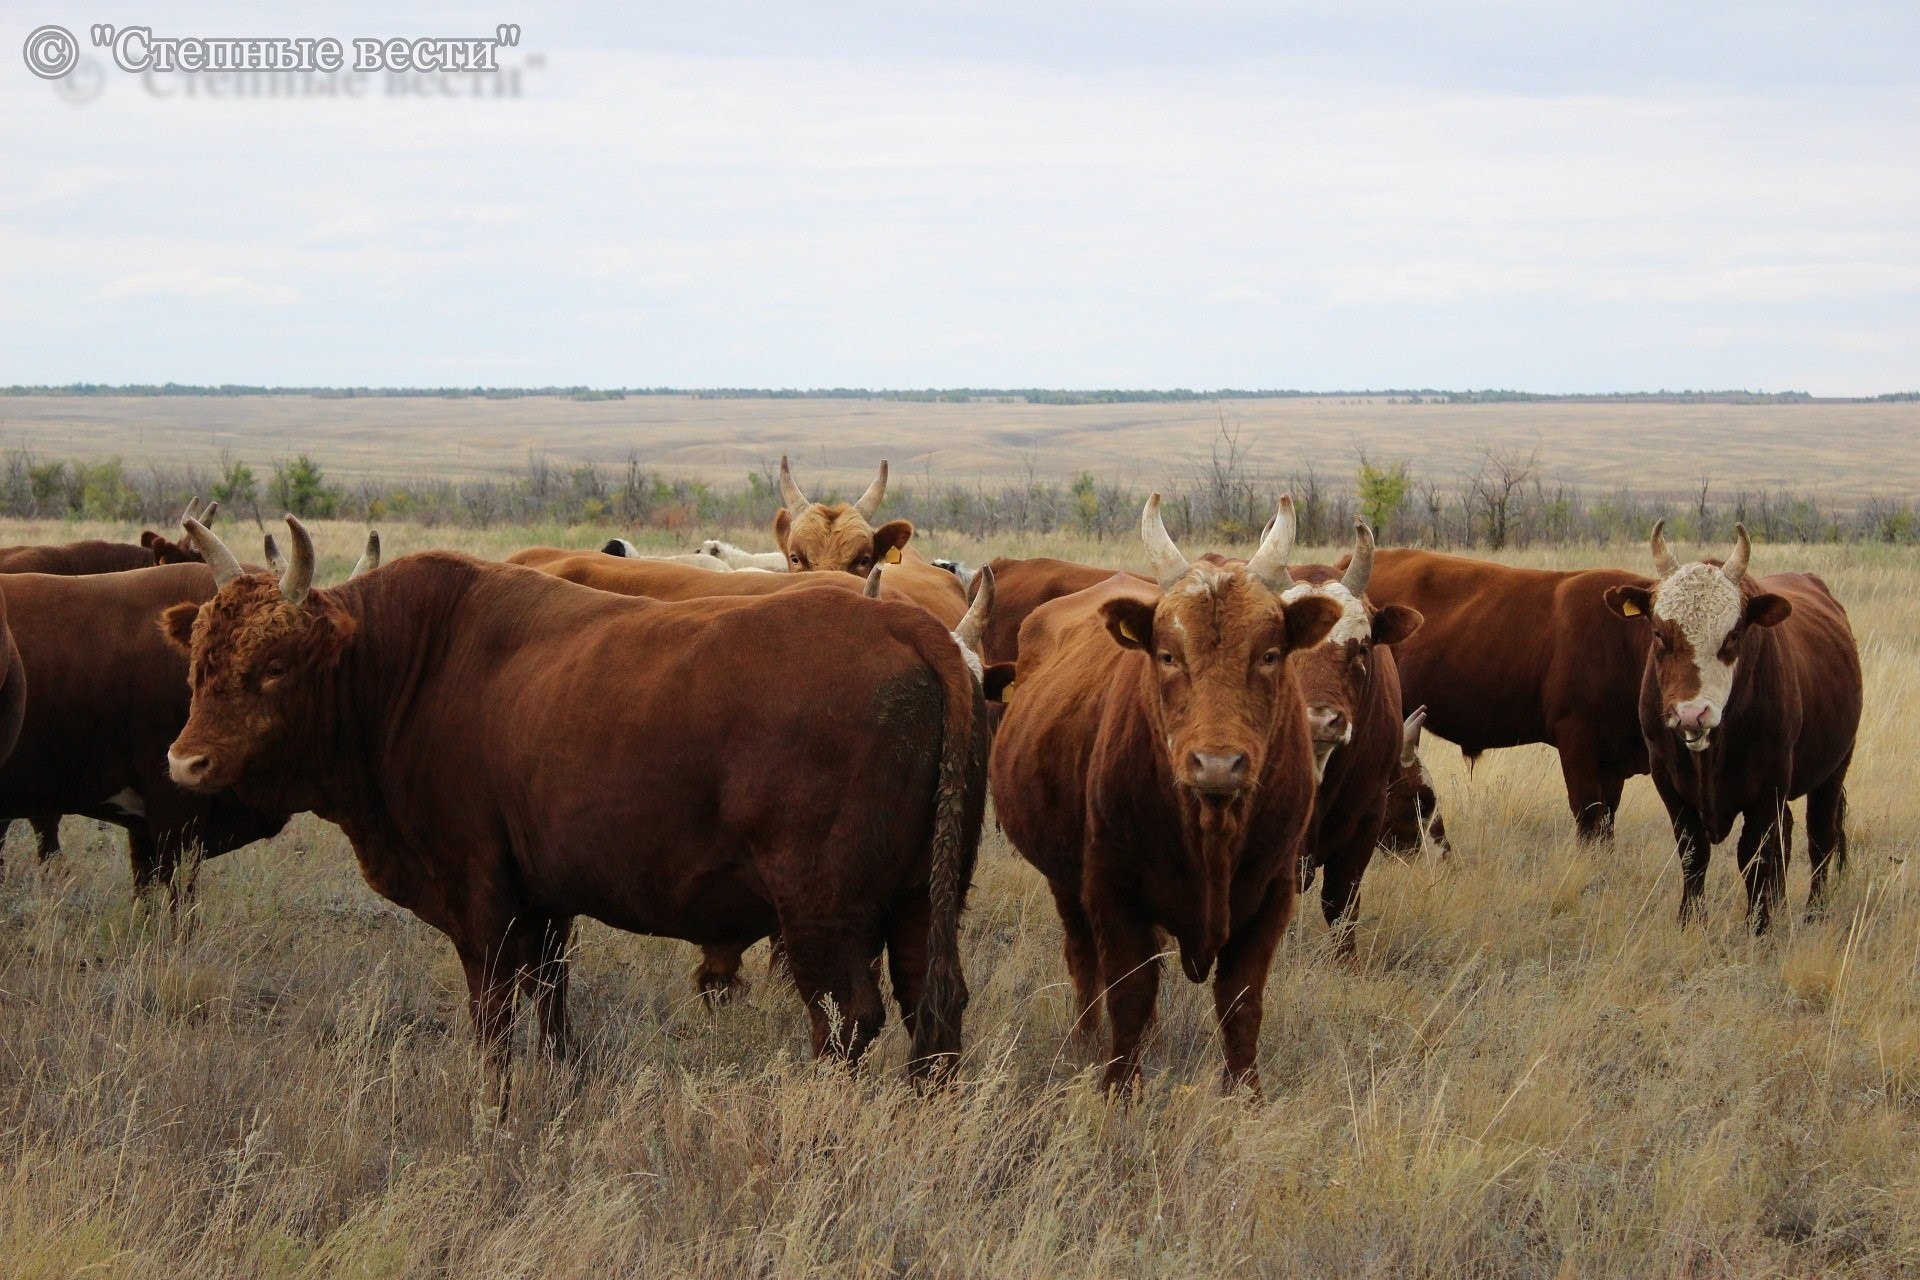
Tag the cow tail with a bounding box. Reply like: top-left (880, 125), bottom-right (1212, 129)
top-left (917, 644), bottom-right (980, 1082)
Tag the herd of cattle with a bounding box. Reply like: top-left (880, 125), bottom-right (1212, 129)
top-left (0, 457), bottom-right (1864, 1097)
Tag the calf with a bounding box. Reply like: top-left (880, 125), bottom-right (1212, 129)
top-left (165, 517), bottom-right (987, 1093)
top-left (1603, 523), bottom-right (1861, 931)
top-left (990, 493), bottom-right (1339, 1093)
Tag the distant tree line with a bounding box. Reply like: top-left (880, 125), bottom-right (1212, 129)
top-left (0, 441), bottom-right (1913, 549)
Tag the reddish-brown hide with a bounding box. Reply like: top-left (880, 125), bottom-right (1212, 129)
top-left (166, 519), bottom-right (988, 1093)
top-left (988, 494), bottom-right (1339, 1094)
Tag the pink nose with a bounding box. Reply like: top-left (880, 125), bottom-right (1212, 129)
top-left (168, 749), bottom-right (212, 788)
top-left (1673, 704), bottom-right (1713, 733)
top-left (1308, 707), bottom-right (1349, 742)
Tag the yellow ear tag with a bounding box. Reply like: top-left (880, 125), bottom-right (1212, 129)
top-left (1118, 620), bottom-right (1139, 642)
top-left (1620, 599), bottom-right (1642, 616)
top-left (886, 547), bottom-right (902, 564)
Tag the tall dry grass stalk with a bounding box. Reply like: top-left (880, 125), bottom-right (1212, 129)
top-left (1, 525), bottom-right (1916, 1276)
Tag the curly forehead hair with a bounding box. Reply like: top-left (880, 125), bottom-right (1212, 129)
top-left (184, 576), bottom-right (351, 687)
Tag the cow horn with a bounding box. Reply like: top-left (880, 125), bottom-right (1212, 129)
top-left (955, 564), bottom-right (994, 654)
top-left (281, 515), bottom-right (315, 604)
top-left (1650, 519), bottom-right (1680, 577)
top-left (183, 517), bottom-right (245, 586)
top-left (350, 530), bottom-right (381, 580)
top-left (1723, 523), bottom-right (1750, 584)
top-left (1140, 493), bottom-right (1189, 590)
top-left (863, 565), bottom-right (883, 598)
top-left (263, 532), bottom-right (287, 574)
top-left (1401, 705), bottom-right (1427, 767)
top-left (1341, 520), bottom-right (1376, 596)
top-left (854, 460), bottom-right (888, 519)
top-left (778, 455), bottom-right (810, 513)
top-left (179, 496), bottom-right (216, 527)
top-left (1244, 494), bottom-right (1297, 590)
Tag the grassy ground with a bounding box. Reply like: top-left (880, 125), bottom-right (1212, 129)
top-left (1, 519), bottom-right (1917, 1277)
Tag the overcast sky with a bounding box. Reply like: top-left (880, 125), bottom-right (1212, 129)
top-left (3, 2), bottom-right (1915, 393)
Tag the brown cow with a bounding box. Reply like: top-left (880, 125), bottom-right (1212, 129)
top-left (1602, 523), bottom-right (1861, 932)
top-left (977, 556), bottom-right (1152, 666)
top-left (507, 548), bottom-right (874, 604)
top-left (1380, 708), bottom-right (1451, 857)
top-left (0, 498), bottom-right (219, 575)
top-left (0, 586), bottom-right (25, 779)
top-left (989, 494), bottom-right (1340, 1094)
top-left (0, 561), bottom-right (287, 891)
top-left (1280, 523), bottom-right (1423, 952)
top-left (774, 456), bottom-right (967, 627)
top-left (164, 517), bottom-right (987, 1093)
top-left (1363, 547), bottom-right (1655, 842)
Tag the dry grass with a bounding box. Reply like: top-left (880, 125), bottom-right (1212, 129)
top-left (3, 393), bottom-right (1918, 498)
top-left (2, 520), bottom-right (1918, 1277)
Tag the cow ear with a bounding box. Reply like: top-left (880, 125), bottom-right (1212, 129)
top-left (1284, 594), bottom-right (1342, 651)
top-left (983, 662), bottom-right (1018, 703)
top-left (160, 602), bottom-right (200, 652)
top-left (871, 520), bottom-right (914, 565)
top-left (1100, 597), bottom-right (1155, 651)
top-left (1371, 603), bottom-right (1422, 648)
top-left (1605, 585), bottom-right (1654, 619)
top-left (1746, 593), bottom-right (1792, 629)
top-left (140, 530), bottom-right (162, 550)
top-left (310, 601), bottom-right (360, 666)
top-left (773, 509), bottom-right (793, 554)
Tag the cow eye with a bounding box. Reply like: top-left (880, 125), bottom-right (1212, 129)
top-left (262, 659), bottom-right (288, 681)
top-left (789, 553), bottom-right (803, 566)
top-left (1158, 650), bottom-right (1177, 667)
top-left (1261, 648), bottom-right (1282, 667)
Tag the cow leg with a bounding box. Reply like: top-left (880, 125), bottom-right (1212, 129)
top-left (1048, 881), bottom-right (1103, 1043)
top-left (516, 915), bottom-right (574, 1059)
top-left (1806, 756), bottom-right (1852, 914)
top-left (1319, 831), bottom-right (1376, 962)
top-left (1652, 772), bottom-right (1712, 924)
top-left (453, 935), bottom-right (518, 1109)
top-left (31, 815), bottom-right (61, 861)
top-left (695, 942), bottom-right (752, 1006)
top-left (885, 896), bottom-right (966, 1080)
top-left (1087, 895), bottom-right (1161, 1094)
top-left (1736, 802), bottom-right (1791, 935)
top-left (1556, 736), bottom-right (1615, 842)
top-left (780, 921), bottom-right (887, 1065)
top-left (1213, 882), bottom-right (1290, 1098)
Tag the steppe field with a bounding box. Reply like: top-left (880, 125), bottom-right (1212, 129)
top-left (1, 508), bottom-right (1918, 1279)
top-left (3, 393), bottom-right (1919, 499)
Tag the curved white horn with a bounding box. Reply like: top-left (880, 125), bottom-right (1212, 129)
top-left (1650, 519), bottom-right (1680, 577)
top-left (1140, 493), bottom-right (1189, 590)
top-left (778, 455), bottom-right (809, 512)
top-left (862, 565), bottom-right (884, 598)
top-left (1400, 705), bottom-right (1428, 767)
top-left (954, 564), bottom-right (994, 654)
top-left (263, 532), bottom-right (287, 575)
top-left (1340, 520), bottom-right (1376, 596)
top-left (1244, 494), bottom-right (1297, 590)
top-left (853, 460), bottom-right (889, 519)
top-left (183, 517), bottom-right (245, 586)
top-left (1723, 523), bottom-right (1750, 584)
top-left (281, 515), bottom-right (315, 604)
top-left (350, 530), bottom-right (381, 580)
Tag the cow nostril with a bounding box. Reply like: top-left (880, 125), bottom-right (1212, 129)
top-left (1188, 752), bottom-right (1248, 791)
top-left (168, 750), bottom-right (211, 786)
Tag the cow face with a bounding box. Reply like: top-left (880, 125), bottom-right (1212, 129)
top-left (1381, 706), bottom-right (1450, 856)
top-left (1101, 494), bottom-right (1341, 808)
top-left (1605, 522), bottom-right (1791, 753)
top-left (1281, 522), bottom-right (1423, 780)
top-left (772, 455), bottom-right (914, 574)
top-left (163, 517), bottom-right (364, 795)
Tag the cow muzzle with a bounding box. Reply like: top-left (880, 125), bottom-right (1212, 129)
top-left (1668, 701), bottom-right (1718, 753)
top-left (1185, 751), bottom-right (1249, 799)
top-left (167, 747), bottom-right (216, 791)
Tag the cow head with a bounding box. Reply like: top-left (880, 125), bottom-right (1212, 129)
top-left (1280, 521), bottom-right (1423, 781)
top-left (1604, 521), bottom-right (1791, 753)
top-left (142, 498), bottom-right (220, 565)
top-left (1381, 706), bottom-right (1450, 856)
top-left (1103, 493), bottom-right (1341, 807)
top-left (163, 516), bottom-right (377, 796)
top-left (773, 456), bottom-right (914, 574)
